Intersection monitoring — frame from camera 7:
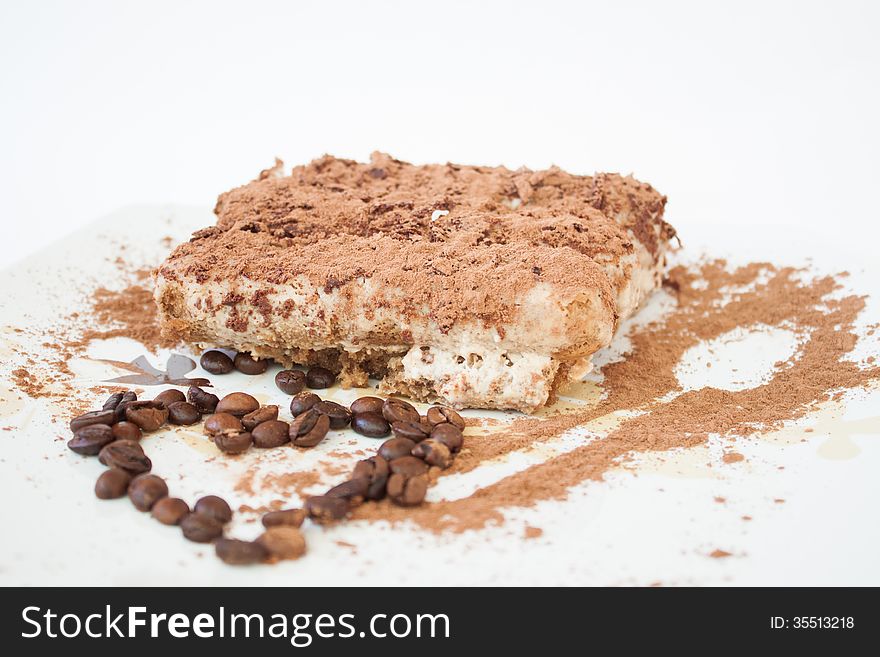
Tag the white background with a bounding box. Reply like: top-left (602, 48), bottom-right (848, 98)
top-left (2, 0), bottom-right (879, 268)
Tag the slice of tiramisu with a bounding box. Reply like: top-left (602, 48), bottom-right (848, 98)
top-left (155, 153), bottom-right (676, 412)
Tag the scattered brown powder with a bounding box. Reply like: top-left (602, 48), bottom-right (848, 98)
top-left (722, 452), bottom-right (745, 464)
top-left (81, 282), bottom-right (175, 352)
top-left (709, 549), bottom-right (733, 559)
top-left (524, 526), bottom-right (543, 539)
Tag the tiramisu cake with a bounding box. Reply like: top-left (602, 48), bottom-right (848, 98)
top-left (155, 153), bottom-right (676, 412)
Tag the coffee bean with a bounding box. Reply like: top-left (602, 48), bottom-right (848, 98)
top-left (256, 527), bottom-right (306, 561)
top-left (252, 420), bottom-right (291, 448)
top-left (389, 455), bottom-right (429, 477)
top-left (275, 369), bottom-right (306, 395)
top-left (167, 401), bottom-right (201, 425)
top-left (113, 391), bottom-right (138, 423)
top-left (261, 508), bottom-right (306, 529)
top-left (305, 366), bottom-right (335, 389)
top-left (391, 419), bottom-right (431, 442)
top-left (234, 352), bottom-right (269, 375)
top-left (200, 350), bottom-right (234, 374)
top-left (351, 411), bottom-right (391, 437)
top-left (68, 424), bottom-right (114, 455)
top-left (102, 392), bottom-right (124, 411)
top-left (431, 423), bottom-right (464, 452)
top-left (128, 473), bottom-right (168, 511)
top-left (94, 468), bottom-right (131, 499)
top-left (204, 412), bottom-right (244, 436)
top-left (98, 440), bottom-right (152, 474)
top-left (194, 495), bottom-right (232, 524)
top-left (289, 410), bottom-right (330, 448)
top-left (125, 401), bottom-right (169, 432)
top-left (386, 472), bottom-right (428, 506)
top-left (382, 398), bottom-right (420, 425)
top-left (352, 456), bottom-right (389, 500)
top-left (304, 495), bottom-right (348, 523)
top-left (112, 421), bottom-right (142, 442)
top-left (313, 400), bottom-right (351, 429)
top-left (188, 386), bottom-right (219, 413)
top-left (215, 538), bottom-right (267, 565)
top-left (290, 391), bottom-right (321, 416)
top-left (350, 396), bottom-right (385, 415)
top-left (351, 411), bottom-right (391, 438)
top-left (325, 477), bottom-right (369, 505)
top-left (215, 392), bottom-right (260, 417)
top-left (412, 439), bottom-right (453, 469)
top-left (151, 497), bottom-right (190, 525)
top-left (70, 409), bottom-right (115, 433)
top-left (214, 431), bottom-right (253, 454)
top-left (378, 437), bottom-right (416, 461)
top-left (426, 405), bottom-right (466, 430)
top-left (180, 513), bottom-right (223, 543)
top-left (241, 405), bottom-right (278, 431)
top-left (153, 388), bottom-right (186, 408)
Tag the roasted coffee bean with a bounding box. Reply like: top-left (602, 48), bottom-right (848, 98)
top-left (275, 369), bottom-right (306, 395)
top-left (234, 352), bottom-right (269, 375)
top-left (153, 388), bottom-right (186, 408)
top-left (252, 420), bottom-right (291, 448)
top-left (204, 412), bottom-right (243, 436)
top-left (305, 366), bottom-right (335, 389)
top-left (431, 422), bottom-right (464, 453)
top-left (194, 495), bottom-right (232, 524)
top-left (200, 350), bottom-right (234, 374)
top-left (382, 398), bottom-right (420, 425)
top-left (289, 391), bottom-right (321, 416)
top-left (188, 386), bottom-right (219, 413)
top-left (94, 468), bottom-right (131, 499)
top-left (125, 401), bottom-right (168, 432)
top-left (167, 401), bottom-right (201, 425)
top-left (128, 473), bottom-right (168, 511)
top-left (378, 437), bottom-right (416, 462)
top-left (426, 405), bottom-right (466, 430)
top-left (304, 495), bottom-right (348, 523)
top-left (389, 455), bottom-right (429, 477)
top-left (68, 424), bottom-right (114, 455)
top-left (111, 421), bottom-right (142, 442)
top-left (180, 513), bottom-right (223, 543)
top-left (98, 440), bottom-right (152, 474)
top-left (352, 456), bottom-right (389, 500)
top-left (69, 409), bottom-right (115, 433)
top-left (314, 400), bottom-right (351, 429)
top-left (102, 392), bottom-right (124, 411)
top-left (261, 508), bottom-right (306, 529)
top-left (386, 472), bottom-right (428, 506)
top-left (215, 538), bottom-right (267, 565)
top-left (241, 405), bottom-right (279, 431)
top-left (113, 391), bottom-right (139, 423)
top-left (325, 477), bottom-right (369, 505)
top-left (214, 431), bottom-right (253, 454)
top-left (391, 419), bottom-right (431, 442)
top-left (289, 410), bottom-right (330, 448)
top-left (412, 439), bottom-right (453, 469)
top-left (351, 411), bottom-right (391, 438)
top-left (215, 392), bottom-right (260, 417)
top-left (350, 396), bottom-right (385, 415)
top-left (151, 497), bottom-right (190, 525)
top-left (256, 527), bottom-right (306, 560)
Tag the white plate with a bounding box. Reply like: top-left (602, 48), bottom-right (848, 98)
top-left (0, 205), bottom-right (878, 586)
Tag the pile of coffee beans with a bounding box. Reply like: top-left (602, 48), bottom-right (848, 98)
top-left (66, 351), bottom-right (467, 567)
top-left (69, 390), bottom-right (238, 548)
